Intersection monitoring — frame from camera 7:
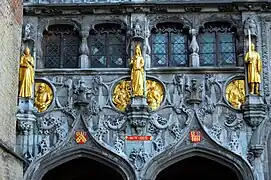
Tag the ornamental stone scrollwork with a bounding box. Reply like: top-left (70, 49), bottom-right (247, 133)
top-left (129, 148), bottom-right (149, 170)
top-left (17, 121), bottom-right (33, 135)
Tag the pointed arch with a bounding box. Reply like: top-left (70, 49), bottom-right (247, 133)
top-left (24, 146), bottom-right (135, 180)
top-left (142, 144), bottom-right (254, 180)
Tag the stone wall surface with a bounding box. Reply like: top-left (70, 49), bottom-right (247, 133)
top-left (0, 0), bottom-right (23, 180)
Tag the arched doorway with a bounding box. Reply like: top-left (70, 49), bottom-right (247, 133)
top-left (156, 156), bottom-right (239, 180)
top-left (42, 157), bottom-right (124, 180)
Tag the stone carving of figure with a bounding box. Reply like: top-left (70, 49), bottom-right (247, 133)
top-left (35, 83), bottom-right (52, 112)
top-left (244, 17), bottom-right (258, 37)
top-left (147, 80), bottom-right (164, 110)
top-left (244, 43), bottom-right (262, 95)
top-left (19, 47), bottom-right (34, 98)
top-left (130, 44), bottom-right (144, 97)
top-left (226, 80), bottom-right (245, 109)
top-left (113, 81), bottom-right (131, 111)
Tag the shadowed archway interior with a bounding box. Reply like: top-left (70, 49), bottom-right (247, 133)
top-left (42, 157), bottom-right (125, 180)
top-left (156, 156), bottom-right (240, 180)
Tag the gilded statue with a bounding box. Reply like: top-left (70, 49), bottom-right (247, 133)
top-left (245, 43), bottom-right (262, 95)
top-left (130, 44), bottom-right (144, 97)
top-left (147, 80), bottom-right (164, 110)
top-left (35, 83), bottom-right (53, 112)
top-left (226, 80), bottom-right (245, 109)
top-left (113, 81), bottom-right (131, 111)
top-left (19, 47), bottom-right (34, 97)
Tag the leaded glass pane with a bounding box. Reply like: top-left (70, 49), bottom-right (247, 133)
top-left (90, 35), bottom-right (107, 68)
top-left (89, 24), bottom-right (126, 68)
top-left (152, 33), bottom-right (168, 67)
top-left (219, 33), bottom-right (236, 66)
top-left (170, 33), bottom-right (187, 66)
top-left (199, 32), bottom-right (216, 66)
top-left (63, 32), bottom-right (80, 68)
top-left (42, 25), bottom-right (80, 68)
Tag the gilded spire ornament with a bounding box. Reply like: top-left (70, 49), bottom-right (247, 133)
top-left (245, 30), bottom-right (262, 95)
top-left (19, 47), bottom-right (34, 98)
top-left (130, 43), bottom-right (145, 97)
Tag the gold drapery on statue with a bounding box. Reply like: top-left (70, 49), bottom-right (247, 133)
top-left (244, 43), bottom-right (262, 95)
top-left (130, 44), bottom-right (145, 97)
top-left (19, 47), bottom-right (34, 98)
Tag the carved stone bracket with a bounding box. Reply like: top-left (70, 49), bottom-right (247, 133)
top-left (242, 95), bottom-right (266, 129)
top-left (127, 97), bottom-right (150, 135)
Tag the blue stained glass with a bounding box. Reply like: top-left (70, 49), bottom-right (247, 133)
top-left (201, 43), bottom-right (215, 53)
top-left (221, 53), bottom-right (235, 64)
top-left (153, 33), bottom-right (167, 44)
top-left (201, 54), bottom-right (215, 65)
top-left (172, 55), bottom-right (187, 65)
top-left (172, 43), bottom-right (185, 54)
top-left (154, 43), bottom-right (166, 54)
top-left (171, 34), bottom-right (185, 43)
top-left (220, 33), bottom-right (233, 42)
top-left (201, 32), bottom-right (215, 43)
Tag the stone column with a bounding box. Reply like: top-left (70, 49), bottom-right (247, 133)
top-left (79, 29), bottom-right (90, 68)
top-left (189, 29), bottom-right (199, 67)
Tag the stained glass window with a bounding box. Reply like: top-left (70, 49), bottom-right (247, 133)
top-left (199, 23), bottom-right (236, 66)
top-left (88, 23), bottom-right (126, 68)
top-left (151, 23), bottom-right (188, 67)
top-left (42, 25), bottom-right (80, 68)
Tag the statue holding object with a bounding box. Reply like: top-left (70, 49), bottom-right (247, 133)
top-left (245, 30), bottom-right (262, 95)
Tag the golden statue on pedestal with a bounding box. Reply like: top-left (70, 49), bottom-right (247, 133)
top-left (35, 83), bottom-right (53, 112)
top-left (146, 80), bottom-right (164, 110)
top-left (113, 80), bottom-right (131, 111)
top-left (245, 32), bottom-right (262, 95)
top-left (130, 44), bottom-right (144, 97)
top-left (19, 47), bottom-right (34, 97)
top-left (226, 80), bottom-right (245, 109)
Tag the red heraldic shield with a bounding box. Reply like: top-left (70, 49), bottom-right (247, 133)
top-left (75, 131), bottom-right (87, 144)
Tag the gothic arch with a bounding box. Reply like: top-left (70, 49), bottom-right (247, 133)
top-left (142, 144), bottom-right (254, 180)
top-left (24, 146), bottom-right (136, 180)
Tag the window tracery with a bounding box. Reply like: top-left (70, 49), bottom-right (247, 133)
top-left (42, 25), bottom-right (80, 68)
top-left (199, 22), bottom-right (237, 67)
top-left (151, 23), bottom-right (189, 67)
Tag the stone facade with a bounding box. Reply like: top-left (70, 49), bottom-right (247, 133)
top-left (0, 0), bottom-right (24, 180)
top-left (16, 1), bottom-right (271, 180)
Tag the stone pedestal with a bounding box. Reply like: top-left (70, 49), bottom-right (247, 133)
top-left (242, 95), bottom-right (266, 129)
top-left (189, 53), bottom-right (199, 67)
top-left (127, 96), bottom-right (149, 135)
top-left (79, 54), bottom-right (89, 68)
top-left (16, 97), bottom-right (36, 158)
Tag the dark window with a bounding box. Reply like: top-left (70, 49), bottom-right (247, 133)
top-left (199, 22), bottom-right (236, 66)
top-left (42, 25), bottom-right (80, 68)
top-left (88, 23), bottom-right (126, 68)
top-left (151, 23), bottom-right (189, 67)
